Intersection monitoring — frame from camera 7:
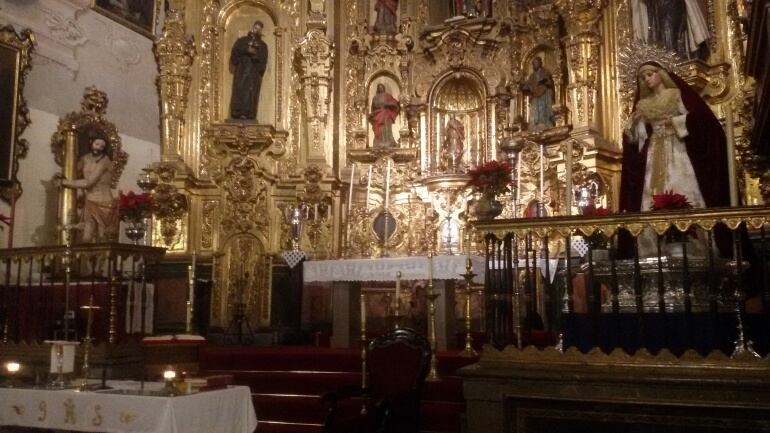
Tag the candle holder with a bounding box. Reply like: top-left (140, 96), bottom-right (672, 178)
top-left (162, 367), bottom-right (178, 396)
top-left (392, 271), bottom-right (404, 329)
top-left (460, 258), bottom-right (477, 357)
top-left (45, 340), bottom-right (78, 389)
top-left (359, 291), bottom-right (368, 415)
top-left (4, 361), bottom-right (20, 387)
top-left (78, 295), bottom-right (100, 391)
top-left (426, 252), bottom-right (440, 382)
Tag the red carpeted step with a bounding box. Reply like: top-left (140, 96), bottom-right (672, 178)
top-left (202, 346), bottom-right (475, 433)
top-left (252, 393), bottom-right (327, 424)
top-left (257, 420), bottom-right (322, 433)
top-left (210, 370), bottom-right (362, 396)
top-left (203, 346), bottom-right (363, 372)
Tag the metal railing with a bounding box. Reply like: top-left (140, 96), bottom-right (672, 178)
top-left (0, 243), bottom-right (165, 345)
top-left (474, 206), bottom-right (770, 357)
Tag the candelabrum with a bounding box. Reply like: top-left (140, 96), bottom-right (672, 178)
top-left (359, 291), bottom-right (368, 415)
top-left (78, 294), bottom-right (100, 390)
top-left (731, 288), bottom-right (760, 358)
top-left (460, 258), bottom-right (477, 357)
top-left (392, 271), bottom-right (404, 329)
top-left (284, 201), bottom-right (309, 251)
top-left (426, 252), bottom-right (441, 382)
top-left (137, 168), bottom-right (159, 245)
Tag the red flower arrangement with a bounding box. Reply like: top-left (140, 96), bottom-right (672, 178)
top-left (581, 206), bottom-right (611, 217)
top-left (466, 160), bottom-right (513, 196)
top-left (650, 191), bottom-right (697, 240)
top-left (650, 191), bottom-right (692, 211)
top-left (118, 191), bottom-right (154, 222)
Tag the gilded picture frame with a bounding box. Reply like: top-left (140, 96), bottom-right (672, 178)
top-left (0, 26), bottom-right (34, 203)
top-left (92, 0), bottom-right (160, 38)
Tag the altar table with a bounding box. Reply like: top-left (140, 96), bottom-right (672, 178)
top-left (303, 255), bottom-right (486, 284)
top-left (303, 255), bottom-right (485, 349)
top-left (0, 383), bottom-right (257, 433)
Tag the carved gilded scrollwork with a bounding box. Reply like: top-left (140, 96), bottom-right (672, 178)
top-left (153, 1), bottom-right (195, 161)
top-left (201, 200), bottom-right (219, 250)
top-left (0, 26), bottom-right (34, 203)
top-left (295, 27), bottom-right (334, 155)
top-left (217, 156), bottom-right (269, 236)
top-left (151, 182), bottom-right (189, 248)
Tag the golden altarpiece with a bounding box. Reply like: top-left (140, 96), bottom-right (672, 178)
top-left (149, 0), bottom-right (761, 330)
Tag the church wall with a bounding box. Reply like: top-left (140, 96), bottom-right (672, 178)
top-left (0, 0), bottom-right (161, 247)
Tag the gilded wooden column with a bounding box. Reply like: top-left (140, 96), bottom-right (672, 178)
top-left (296, 17), bottom-right (334, 164)
top-left (153, 0), bottom-right (195, 162)
top-left (556, 0), bottom-right (607, 132)
top-left (58, 125), bottom-right (78, 245)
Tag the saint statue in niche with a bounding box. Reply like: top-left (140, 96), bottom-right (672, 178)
top-left (441, 115), bottom-right (465, 172)
top-left (631, 0), bottom-right (710, 59)
top-left (229, 20), bottom-right (269, 120)
top-left (450, 0), bottom-right (478, 17)
top-left (59, 134), bottom-right (119, 243)
top-left (373, 0), bottom-right (399, 34)
top-left (369, 83), bottom-right (400, 148)
top-left (520, 56), bottom-right (555, 130)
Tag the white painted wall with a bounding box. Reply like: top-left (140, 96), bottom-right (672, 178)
top-left (0, 0), bottom-right (161, 247)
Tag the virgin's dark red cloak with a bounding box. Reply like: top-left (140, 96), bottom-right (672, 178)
top-left (618, 62), bottom-right (733, 257)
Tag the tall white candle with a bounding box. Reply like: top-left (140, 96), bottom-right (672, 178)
top-left (314, 203), bottom-right (318, 221)
top-left (347, 164), bottom-right (356, 217)
top-left (516, 154), bottom-right (521, 212)
top-left (428, 253), bottom-right (433, 281)
top-left (466, 227), bottom-right (472, 260)
top-left (395, 271), bottom-right (401, 310)
top-left (384, 159), bottom-right (392, 211)
top-left (365, 165), bottom-right (373, 211)
top-left (360, 292), bottom-right (366, 331)
top-left (539, 145), bottom-right (545, 207)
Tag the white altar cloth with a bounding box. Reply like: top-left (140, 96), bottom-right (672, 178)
top-left (303, 255), bottom-right (485, 284)
top-left (0, 384), bottom-right (257, 433)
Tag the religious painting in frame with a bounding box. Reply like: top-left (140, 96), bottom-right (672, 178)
top-left (92, 0), bottom-right (159, 38)
top-left (0, 26), bottom-right (33, 202)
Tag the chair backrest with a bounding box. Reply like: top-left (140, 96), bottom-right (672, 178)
top-left (367, 328), bottom-right (431, 402)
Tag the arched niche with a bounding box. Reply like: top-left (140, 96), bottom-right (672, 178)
top-left (219, 3), bottom-right (276, 124)
top-left (520, 46), bottom-right (562, 128)
top-left (366, 74), bottom-right (402, 148)
top-left (428, 71), bottom-right (487, 173)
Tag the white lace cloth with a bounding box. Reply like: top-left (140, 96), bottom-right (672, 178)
top-left (0, 384), bottom-right (257, 433)
top-left (303, 255), bottom-right (486, 283)
top-left (282, 250), bottom-right (307, 269)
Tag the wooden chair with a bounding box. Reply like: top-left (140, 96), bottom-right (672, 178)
top-left (321, 328), bottom-right (431, 433)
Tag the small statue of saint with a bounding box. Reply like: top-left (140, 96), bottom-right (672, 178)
top-left (368, 84), bottom-right (400, 148)
top-left (441, 115), bottom-right (465, 172)
top-left (229, 20), bottom-right (269, 120)
top-left (373, 0), bottom-right (399, 34)
top-left (521, 56), bottom-right (555, 130)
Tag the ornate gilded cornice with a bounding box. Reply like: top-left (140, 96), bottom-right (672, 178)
top-left (475, 345), bottom-right (770, 373)
top-left (204, 123), bottom-right (288, 159)
top-left (473, 205), bottom-right (770, 240)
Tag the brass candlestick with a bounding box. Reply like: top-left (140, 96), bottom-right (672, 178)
top-left (460, 258), bottom-right (477, 357)
top-left (79, 294), bottom-right (100, 390)
top-left (426, 253), bottom-right (440, 382)
top-left (393, 271), bottom-right (404, 329)
top-left (359, 291), bottom-right (368, 415)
